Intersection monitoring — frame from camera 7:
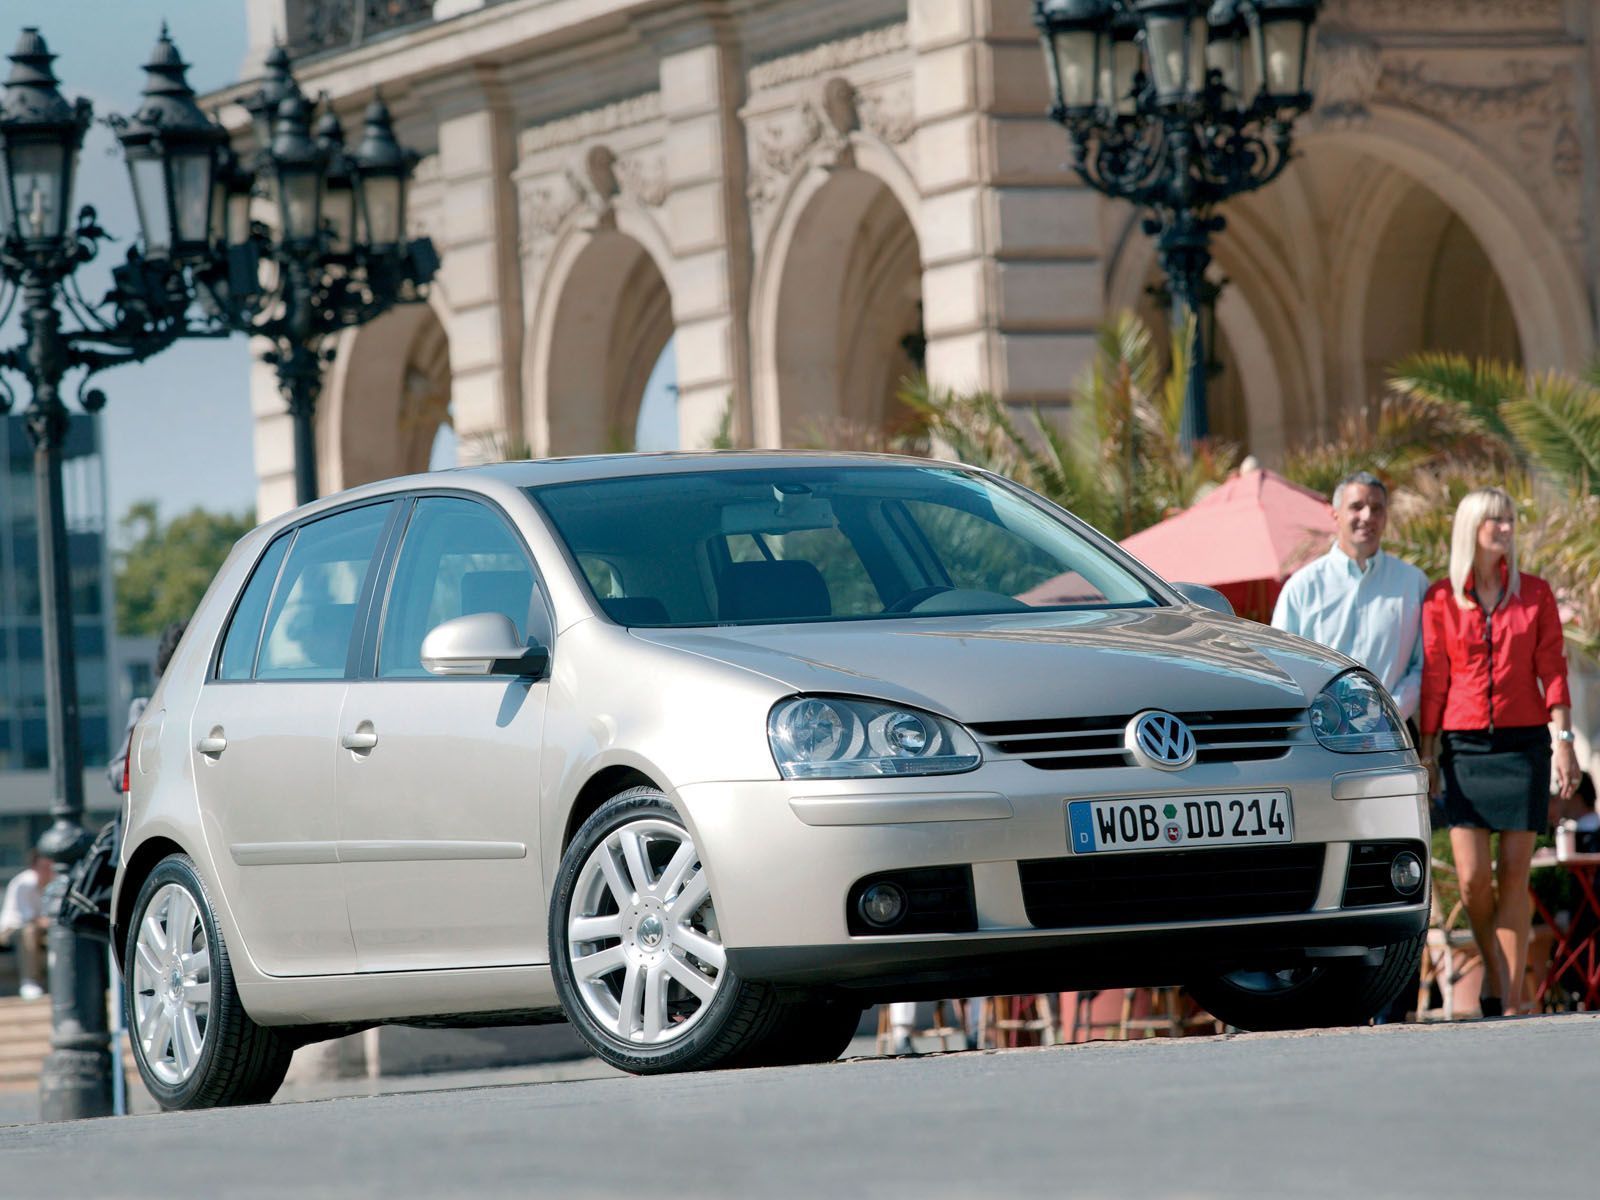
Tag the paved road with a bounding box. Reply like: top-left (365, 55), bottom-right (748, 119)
top-left (5, 1014), bottom-right (1598, 1198)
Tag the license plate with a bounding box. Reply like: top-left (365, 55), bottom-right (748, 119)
top-left (1067, 792), bottom-right (1292, 854)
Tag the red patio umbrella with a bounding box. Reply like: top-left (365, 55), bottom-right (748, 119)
top-left (1117, 466), bottom-right (1332, 621)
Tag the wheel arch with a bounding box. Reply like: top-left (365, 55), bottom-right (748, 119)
top-left (561, 764), bottom-right (666, 853)
top-left (112, 835), bottom-right (187, 969)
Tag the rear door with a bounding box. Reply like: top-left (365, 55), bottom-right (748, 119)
top-left (190, 501), bottom-right (395, 977)
top-left (335, 495), bottom-right (550, 971)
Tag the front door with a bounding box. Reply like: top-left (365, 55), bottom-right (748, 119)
top-left (191, 501), bottom-right (394, 977)
top-left (336, 496), bottom-right (550, 972)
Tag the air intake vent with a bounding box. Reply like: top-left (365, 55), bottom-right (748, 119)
top-left (1018, 844), bottom-right (1324, 928)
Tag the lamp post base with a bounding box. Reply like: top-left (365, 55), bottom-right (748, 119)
top-left (38, 1046), bottom-right (116, 1123)
top-left (37, 916), bottom-right (116, 1123)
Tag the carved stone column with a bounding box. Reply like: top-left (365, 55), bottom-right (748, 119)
top-left (418, 69), bottom-right (524, 463)
top-left (645, 11), bottom-right (754, 449)
top-left (911, 0), bottom-right (1105, 412)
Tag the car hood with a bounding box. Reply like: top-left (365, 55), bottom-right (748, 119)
top-left (631, 607), bottom-right (1355, 722)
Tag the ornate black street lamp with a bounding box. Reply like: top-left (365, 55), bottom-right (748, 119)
top-left (0, 25), bottom-right (436, 1121)
top-left (0, 27), bottom-right (226, 1123)
top-left (224, 45), bottom-right (436, 505)
top-left (1033, 0), bottom-right (1320, 446)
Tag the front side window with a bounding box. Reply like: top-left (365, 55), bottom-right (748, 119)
top-left (256, 503), bottom-right (392, 680)
top-left (216, 534), bottom-right (291, 680)
top-left (529, 465), bottom-right (1159, 627)
top-left (379, 497), bottom-right (545, 679)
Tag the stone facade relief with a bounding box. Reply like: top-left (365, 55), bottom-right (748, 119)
top-left (1308, 38), bottom-right (1382, 124)
top-left (1309, 34), bottom-right (1582, 243)
top-left (519, 91), bottom-right (664, 155)
top-left (1377, 60), bottom-right (1580, 180)
top-left (745, 23), bottom-right (909, 93)
top-left (856, 79), bottom-right (915, 147)
top-left (741, 23), bottom-right (914, 237)
top-left (1382, 60), bottom-right (1581, 241)
top-left (612, 151), bottom-right (668, 209)
top-left (514, 92), bottom-right (670, 265)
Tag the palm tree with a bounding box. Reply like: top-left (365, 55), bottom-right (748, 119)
top-left (1375, 352), bottom-right (1600, 656)
top-left (1282, 385), bottom-right (1512, 500)
top-left (900, 311), bottom-right (1238, 539)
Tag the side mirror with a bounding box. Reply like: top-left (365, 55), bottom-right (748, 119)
top-left (1171, 582), bottom-right (1235, 617)
top-left (420, 612), bottom-right (548, 678)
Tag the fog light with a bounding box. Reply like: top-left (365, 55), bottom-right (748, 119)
top-left (858, 882), bottom-right (907, 928)
top-left (1390, 851), bottom-right (1424, 896)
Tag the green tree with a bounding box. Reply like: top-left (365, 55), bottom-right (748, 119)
top-left (115, 502), bottom-right (255, 636)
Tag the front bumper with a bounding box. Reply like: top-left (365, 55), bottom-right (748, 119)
top-left (673, 750), bottom-right (1429, 997)
top-left (727, 908), bottom-right (1427, 999)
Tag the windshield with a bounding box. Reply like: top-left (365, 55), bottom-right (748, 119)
top-left (527, 465), bottom-right (1162, 627)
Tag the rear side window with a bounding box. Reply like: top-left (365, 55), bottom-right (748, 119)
top-left (256, 503), bottom-right (392, 681)
top-left (216, 535), bottom-right (291, 680)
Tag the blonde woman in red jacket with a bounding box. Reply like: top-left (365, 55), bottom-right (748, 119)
top-left (1420, 486), bottom-right (1579, 1017)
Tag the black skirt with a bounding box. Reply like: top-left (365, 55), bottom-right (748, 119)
top-left (1441, 726), bottom-right (1552, 834)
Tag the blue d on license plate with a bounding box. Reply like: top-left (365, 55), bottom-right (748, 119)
top-left (1067, 792), bottom-right (1292, 855)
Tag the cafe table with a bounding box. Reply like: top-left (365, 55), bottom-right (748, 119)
top-left (1529, 848), bottom-right (1600, 1010)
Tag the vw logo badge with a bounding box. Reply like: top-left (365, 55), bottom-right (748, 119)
top-left (1126, 710), bottom-right (1197, 771)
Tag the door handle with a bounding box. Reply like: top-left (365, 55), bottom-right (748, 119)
top-left (341, 729), bottom-right (378, 752)
top-left (196, 731), bottom-right (227, 757)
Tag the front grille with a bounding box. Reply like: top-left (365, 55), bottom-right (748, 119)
top-left (970, 707), bottom-right (1308, 771)
top-left (1342, 840), bottom-right (1429, 908)
top-left (1018, 844), bottom-right (1325, 928)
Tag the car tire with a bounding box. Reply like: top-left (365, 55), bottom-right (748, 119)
top-left (728, 995), bottom-right (864, 1068)
top-left (1187, 929), bottom-right (1428, 1032)
top-left (124, 854), bottom-right (293, 1110)
top-left (549, 787), bottom-right (785, 1074)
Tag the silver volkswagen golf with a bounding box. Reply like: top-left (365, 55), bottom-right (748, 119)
top-left (113, 453), bottom-right (1429, 1108)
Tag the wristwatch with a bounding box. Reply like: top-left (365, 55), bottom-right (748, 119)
top-left (1556, 730), bottom-right (1576, 743)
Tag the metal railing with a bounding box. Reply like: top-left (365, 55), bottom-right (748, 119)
top-left (296, 0), bottom-right (436, 56)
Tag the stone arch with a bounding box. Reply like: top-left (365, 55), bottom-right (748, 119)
top-left (321, 297), bottom-right (452, 491)
top-left (527, 208), bottom-right (676, 456)
top-left (1308, 105), bottom-right (1590, 375)
top-left (1103, 101), bottom-right (1587, 458)
top-left (1352, 175), bottom-right (1521, 406)
top-left (752, 160), bottom-right (923, 447)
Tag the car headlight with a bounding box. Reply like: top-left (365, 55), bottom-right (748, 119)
top-left (768, 696), bottom-right (982, 779)
top-left (1309, 670), bottom-right (1411, 753)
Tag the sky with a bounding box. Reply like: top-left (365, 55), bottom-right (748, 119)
top-left (0, 2), bottom-right (259, 535)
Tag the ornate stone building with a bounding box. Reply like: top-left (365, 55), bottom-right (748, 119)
top-left (224, 0), bottom-right (1600, 520)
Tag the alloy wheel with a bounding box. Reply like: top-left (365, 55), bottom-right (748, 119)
top-left (131, 882), bottom-right (212, 1085)
top-left (567, 817), bottom-right (724, 1046)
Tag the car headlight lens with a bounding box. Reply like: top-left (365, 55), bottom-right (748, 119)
top-left (768, 696), bottom-right (981, 779)
top-left (1309, 670), bottom-right (1411, 753)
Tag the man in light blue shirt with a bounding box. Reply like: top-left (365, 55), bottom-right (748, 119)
top-left (1271, 471), bottom-right (1427, 719)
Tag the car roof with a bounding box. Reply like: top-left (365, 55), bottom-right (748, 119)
top-left (462, 450), bottom-right (970, 488)
top-left (247, 451), bottom-right (986, 540)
